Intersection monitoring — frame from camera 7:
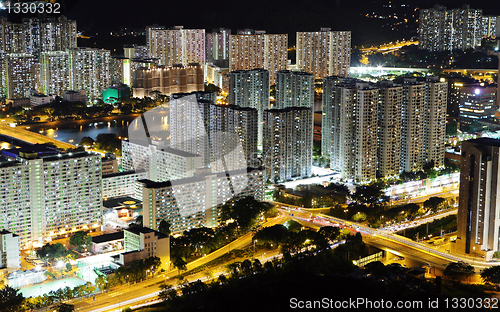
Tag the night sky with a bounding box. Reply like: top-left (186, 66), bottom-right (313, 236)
top-left (63, 0), bottom-right (500, 32)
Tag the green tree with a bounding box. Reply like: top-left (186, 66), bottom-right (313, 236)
top-left (95, 133), bottom-right (121, 155)
top-left (0, 286), bottom-right (24, 312)
top-left (69, 231), bottom-right (92, 252)
top-left (79, 137), bottom-right (95, 148)
top-left (480, 266), bottom-right (500, 287)
top-left (423, 197), bottom-right (446, 213)
top-left (172, 256), bottom-right (187, 275)
top-left (37, 243), bottom-right (68, 264)
top-left (56, 303), bottom-right (75, 312)
top-left (66, 263), bottom-right (72, 272)
top-left (352, 212), bottom-right (367, 222)
top-left (240, 259), bottom-right (253, 276)
top-left (443, 261), bottom-right (474, 281)
top-left (220, 196), bottom-right (272, 231)
top-left (158, 220), bottom-right (171, 236)
top-left (95, 275), bottom-right (108, 293)
top-left (158, 283), bottom-right (174, 303)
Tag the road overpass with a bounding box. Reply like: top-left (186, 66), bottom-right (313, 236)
top-left (0, 124), bottom-right (75, 150)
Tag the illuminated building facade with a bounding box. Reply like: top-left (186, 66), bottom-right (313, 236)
top-left (206, 28), bottom-right (231, 66)
top-left (228, 68), bottom-right (270, 145)
top-left (263, 107), bottom-right (313, 182)
top-left (132, 63), bottom-right (204, 98)
top-left (456, 138), bottom-right (500, 260)
top-left (296, 28), bottom-right (351, 79)
top-left (275, 70), bottom-right (314, 109)
top-left (5, 53), bottom-right (36, 99)
top-left (229, 32), bottom-right (287, 84)
top-left (459, 85), bottom-right (497, 129)
top-left (148, 26), bottom-right (205, 66)
top-left (0, 151), bottom-right (102, 247)
top-left (68, 48), bottom-right (111, 102)
top-left (419, 5), bottom-right (484, 51)
top-left (377, 81), bottom-right (403, 178)
top-left (39, 51), bottom-right (70, 96)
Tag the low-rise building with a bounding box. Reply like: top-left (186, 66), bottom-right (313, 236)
top-left (62, 90), bottom-right (87, 103)
top-left (91, 232), bottom-right (124, 254)
top-left (30, 93), bottom-right (51, 107)
top-left (0, 230), bottom-right (20, 269)
top-left (118, 227), bottom-right (170, 270)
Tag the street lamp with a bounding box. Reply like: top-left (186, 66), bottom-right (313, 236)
top-left (344, 209), bottom-right (348, 219)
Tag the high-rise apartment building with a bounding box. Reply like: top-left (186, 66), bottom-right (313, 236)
top-left (135, 167), bottom-right (265, 234)
top-left (263, 107), bottom-right (313, 182)
top-left (419, 5), bottom-right (484, 51)
top-left (321, 76), bottom-right (349, 159)
top-left (209, 104), bottom-right (258, 172)
top-left (169, 96), bottom-right (212, 167)
top-left (229, 32), bottom-right (287, 84)
top-left (121, 140), bottom-right (202, 182)
top-left (68, 48), bottom-right (111, 102)
top-left (39, 51), bottom-right (71, 96)
top-left (0, 16), bottom-right (76, 56)
top-left (296, 28), bottom-right (351, 79)
top-left (482, 16), bottom-right (499, 38)
top-left (456, 138), bottom-right (500, 259)
top-left (228, 68), bottom-right (270, 145)
top-left (275, 70), bottom-right (314, 109)
top-left (0, 151), bottom-right (102, 247)
top-left (424, 77), bottom-right (447, 168)
top-left (401, 78), bottom-right (426, 172)
top-left (338, 82), bottom-right (378, 183)
top-left (132, 63), bottom-right (204, 98)
top-left (377, 81), bottom-right (403, 178)
top-left (102, 170), bottom-right (148, 200)
top-left (206, 28), bottom-right (231, 66)
top-left (5, 53), bottom-right (36, 99)
top-left (148, 26), bottom-right (205, 66)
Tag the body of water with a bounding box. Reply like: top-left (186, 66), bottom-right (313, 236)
top-left (30, 119), bottom-right (134, 145)
top-left (29, 112), bottom-right (171, 145)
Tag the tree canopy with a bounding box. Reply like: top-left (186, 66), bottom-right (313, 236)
top-left (480, 266), bottom-right (500, 285)
top-left (69, 231), bottom-right (92, 252)
top-left (443, 261), bottom-right (474, 281)
top-left (0, 286), bottom-right (24, 312)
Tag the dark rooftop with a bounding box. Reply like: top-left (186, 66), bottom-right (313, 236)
top-left (102, 169), bottom-right (146, 179)
top-left (103, 196), bottom-right (142, 209)
top-left (466, 138), bottom-right (500, 147)
top-left (136, 166), bottom-right (263, 189)
top-left (125, 226), bottom-right (169, 239)
top-left (92, 232), bottom-right (124, 244)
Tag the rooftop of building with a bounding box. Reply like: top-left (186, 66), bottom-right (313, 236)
top-left (136, 166), bottom-right (264, 189)
top-left (103, 196), bottom-right (143, 209)
top-left (0, 229), bottom-right (17, 236)
top-left (103, 169), bottom-right (147, 179)
top-left (38, 151), bottom-right (99, 161)
top-left (2, 144), bottom-right (60, 159)
top-left (465, 137), bottom-right (500, 147)
top-left (125, 226), bottom-right (168, 239)
top-left (125, 140), bottom-right (200, 158)
top-left (92, 231), bottom-right (124, 244)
